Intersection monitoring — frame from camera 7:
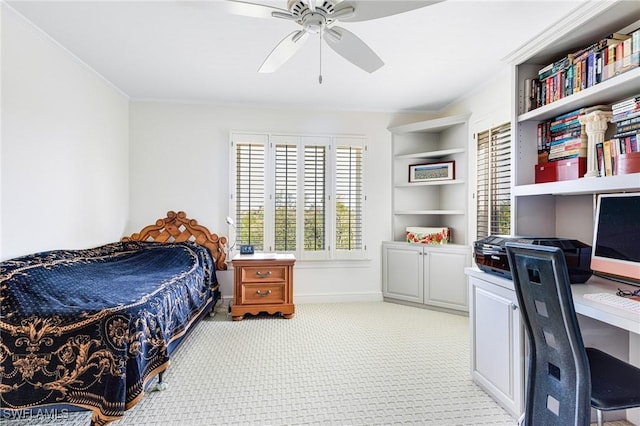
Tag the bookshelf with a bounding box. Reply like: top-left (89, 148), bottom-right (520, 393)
top-left (387, 113), bottom-right (470, 245)
top-left (468, 1), bottom-right (640, 420)
top-left (506, 1), bottom-right (640, 242)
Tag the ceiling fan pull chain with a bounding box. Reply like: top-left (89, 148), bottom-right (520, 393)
top-left (319, 33), bottom-right (323, 84)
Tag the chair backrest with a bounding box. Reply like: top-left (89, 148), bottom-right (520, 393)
top-left (505, 242), bottom-right (591, 426)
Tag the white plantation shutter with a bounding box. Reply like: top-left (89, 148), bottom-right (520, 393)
top-left (476, 123), bottom-right (511, 238)
top-left (234, 138), bottom-right (266, 250)
top-left (335, 143), bottom-right (364, 251)
top-left (230, 132), bottom-right (365, 260)
top-left (274, 143), bottom-right (297, 251)
top-left (304, 145), bottom-right (326, 252)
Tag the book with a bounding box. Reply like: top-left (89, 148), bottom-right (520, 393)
top-left (603, 140), bottom-right (613, 176)
top-left (612, 95), bottom-right (640, 111)
top-left (595, 142), bottom-right (605, 177)
top-left (623, 38), bottom-right (633, 67)
top-left (614, 129), bottom-right (640, 139)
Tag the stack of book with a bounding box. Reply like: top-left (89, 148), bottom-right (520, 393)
top-left (525, 29), bottom-right (640, 112)
top-left (598, 95), bottom-right (640, 176)
top-left (611, 95), bottom-right (640, 142)
top-left (537, 108), bottom-right (593, 163)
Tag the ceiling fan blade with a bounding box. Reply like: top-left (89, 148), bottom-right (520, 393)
top-left (225, 0), bottom-right (291, 19)
top-left (324, 26), bottom-right (383, 73)
top-left (259, 31), bottom-right (310, 73)
top-left (334, 0), bottom-right (444, 23)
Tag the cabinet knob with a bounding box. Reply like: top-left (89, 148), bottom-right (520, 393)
top-left (256, 289), bottom-right (272, 297)
top-left (511, 304), bottom-right (518, 311)
top-left (256, 270), bottom-right (272, 278)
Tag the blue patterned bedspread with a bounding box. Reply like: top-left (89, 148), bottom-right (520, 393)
top-left (0, 241), bottom-right (219, 424)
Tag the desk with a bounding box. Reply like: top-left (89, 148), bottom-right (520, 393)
top-left (571, 275), bottom-right (640, 335)
top-left (466, 267), bottom-right (640, 424)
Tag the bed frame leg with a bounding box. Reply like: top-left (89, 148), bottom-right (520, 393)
top-left (154, 372), bottom-right (168, 391)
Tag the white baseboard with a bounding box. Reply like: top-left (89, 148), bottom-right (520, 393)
top-left (292, 292), bottom-right (383, 304)
top-left (218, 292), bottom-right (383, 306)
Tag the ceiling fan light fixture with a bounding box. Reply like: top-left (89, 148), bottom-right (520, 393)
top-left (228, 0), bottom-right (440, 75)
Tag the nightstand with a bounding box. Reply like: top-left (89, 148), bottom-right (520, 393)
top-left (230, 253), bottom-right (295, 321)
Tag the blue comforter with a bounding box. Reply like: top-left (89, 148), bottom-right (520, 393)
top-left (0, 241), bottom-right (218, 424)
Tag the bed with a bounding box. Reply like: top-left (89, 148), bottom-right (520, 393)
top-left (0, 211), bottom-right (227, 425)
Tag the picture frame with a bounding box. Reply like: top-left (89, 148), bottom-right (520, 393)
top-left (408, 161), bottom-right (455, 183)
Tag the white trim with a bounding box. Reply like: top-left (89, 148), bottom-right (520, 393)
top-left (294, 292), bottom-right (383, 304)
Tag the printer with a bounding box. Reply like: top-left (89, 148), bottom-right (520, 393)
top-left (473, 236), bottom-right (593, 283)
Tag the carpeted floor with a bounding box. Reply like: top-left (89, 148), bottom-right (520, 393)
top-left (1, 302), bottom-right (635, 425)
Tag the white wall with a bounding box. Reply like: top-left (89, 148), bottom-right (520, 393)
top-left (0, 5), bottom-right (3, 261)
top-left (1, 5), bottom-right (130, 260)
top-left (441, 69), bottom-right (512, 244)
top-left (128, 102), bottom-right (423, 302)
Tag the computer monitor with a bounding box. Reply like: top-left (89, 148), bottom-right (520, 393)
top-left (591, 192), bottom-right (640, 286)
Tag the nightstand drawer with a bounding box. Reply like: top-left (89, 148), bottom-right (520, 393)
top-left (241, 283), bottom-right (285, 305)
top-left (241, 265), bottom-right (287, 282)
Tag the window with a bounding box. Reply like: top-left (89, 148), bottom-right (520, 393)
top-left (230, 133), bottom-right (366, 260)
top-left (476, 123), bottom-right (511, 238)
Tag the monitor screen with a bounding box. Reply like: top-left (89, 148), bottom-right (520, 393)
top-left (591, 192), bottom-right (640, 285)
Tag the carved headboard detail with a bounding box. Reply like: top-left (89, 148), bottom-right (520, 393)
top-left (122, 211), bottom-right (228, 270)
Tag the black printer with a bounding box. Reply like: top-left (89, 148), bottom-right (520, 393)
top-left (473, 236), bottom-right (593, 283)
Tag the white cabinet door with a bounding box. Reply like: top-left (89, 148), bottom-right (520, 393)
top-left (382, 243), bottom-right (424, 303)
top-left (426, 247), bottom-right (470, 311)
top-left (469, 275), bottom-right (524, 418)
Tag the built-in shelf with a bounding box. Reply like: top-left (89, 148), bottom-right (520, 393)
top-left (388, 114), bottom-right (470, 134)
top-left (395, 179), bottom-right (465, 188)
top-left (513, 173), bottom-right (640, 197)
top-left (518, 68), bottom-right (640, 123)
top-left (394, 210), bottom-right (466, 215)
top-left (394, 148), bottom-right (465, 160)
top-left (390, 114), bottom-right (470, 245)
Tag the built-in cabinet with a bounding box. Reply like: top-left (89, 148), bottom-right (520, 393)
top-left (383, 242), bottom-right (470, 312)
top-left (383, 114), bottom-right (471, 312)
top-left (469, 0), bottom-right (640, 421)
top-left (468, 269), bottom-right (524, 418)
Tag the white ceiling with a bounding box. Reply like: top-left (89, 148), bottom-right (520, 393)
top-left (6, 0), bottom-right (586, 112)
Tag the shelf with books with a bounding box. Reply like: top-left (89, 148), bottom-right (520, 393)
top-left (518, 67), bottom-right (640, 123)
top-left (513, 172), bottom-right (640, 197)
top-left (508, 0), bottom-right (640, 237)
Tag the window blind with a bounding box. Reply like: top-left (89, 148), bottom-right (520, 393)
top-left (230, 133), bottom-right (365, 260)
top-left (476, 123), bottom-right (511, 238)
top-left (235, 142), bottom-right (265, 250)
top-left (304, 145), bottom-right (326, 251)
top-left (335, 145), bottom-right (363, 250)
top-left (275, 144), bottom-right (297, 251)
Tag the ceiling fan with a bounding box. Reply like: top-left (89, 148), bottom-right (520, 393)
top-left (226, 0), bottom-right (443, 82)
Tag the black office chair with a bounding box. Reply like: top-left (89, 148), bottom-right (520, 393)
top-left (505, 242), bottom-right (640, 426)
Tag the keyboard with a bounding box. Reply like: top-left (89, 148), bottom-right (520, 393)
top-left (583, 293), bottom-right (640, 314)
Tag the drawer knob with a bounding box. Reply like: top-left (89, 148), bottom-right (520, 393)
top-left (256, 270), bottom-right (272, 278)
top-left (256, 289), bottom-right (272, 297)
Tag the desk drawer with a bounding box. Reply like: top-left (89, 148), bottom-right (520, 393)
top-left (241, 265), bottom-right (287, 282)
top-left (241, 283), bottom-right (285, 305)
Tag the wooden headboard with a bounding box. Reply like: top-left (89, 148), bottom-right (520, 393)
top-left (122, 211), bottom-right (228, 270)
